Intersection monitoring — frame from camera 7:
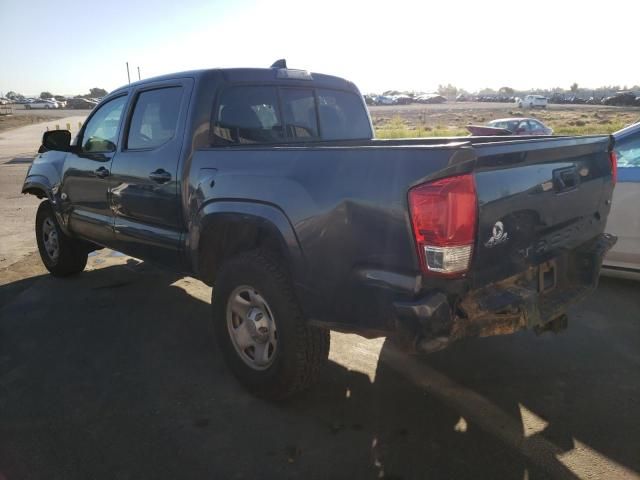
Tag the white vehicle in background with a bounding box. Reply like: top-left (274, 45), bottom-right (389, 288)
top-left (517, 95), bottom-right (548, 108)
top-left (24, 99), bottom-right (59, 109)
top-left (602, 122), bottom-right (640, 280)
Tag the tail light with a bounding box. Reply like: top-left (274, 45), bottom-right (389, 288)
top-left (408, 174), bottom-right (477, 277)
top-left (610, 150), bottom-right (618, 185)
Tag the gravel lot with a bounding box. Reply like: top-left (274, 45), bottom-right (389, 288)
top-left (0, 116), bottom-right (638, 480)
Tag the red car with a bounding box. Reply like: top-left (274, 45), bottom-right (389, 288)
top-left (467, 117), bottom-right (553, 136)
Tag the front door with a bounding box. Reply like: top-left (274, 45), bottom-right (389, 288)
top-left (60, 94), bottom-right (128, 246)
top-left (108, 80), bottom-right (192, 267)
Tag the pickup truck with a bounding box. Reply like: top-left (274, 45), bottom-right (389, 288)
top-left (23, 61), bottom-right (617, 399)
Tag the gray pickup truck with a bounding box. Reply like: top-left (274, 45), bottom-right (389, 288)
top-left (23, 61), bottom-right (617, 398)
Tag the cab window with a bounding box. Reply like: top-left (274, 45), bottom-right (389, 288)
top-left (213, 86), bottom-right (284, 144)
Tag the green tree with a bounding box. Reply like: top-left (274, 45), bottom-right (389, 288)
top-left (498, 86), bottom-right (515, 95)
top-left (6, 91), bottom-right (20, 100)
top-left (40, 91), bottom-right (54, 99)
top-left (89, 87), bottom-right (108, 98)
top-left (437, 83), bottom-right (458, 98)
top-left (570, 82), bottom-right (579, 93)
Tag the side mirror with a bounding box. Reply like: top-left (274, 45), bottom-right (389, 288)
top-left (41, 129), bottom-right (71, 152)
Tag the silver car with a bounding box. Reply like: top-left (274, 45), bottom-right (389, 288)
top-left (602, 122), bottom-right (640, 279)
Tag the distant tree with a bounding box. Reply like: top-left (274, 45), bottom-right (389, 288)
top-left (498, 86), bottom-right (515, 95)
top-left (54, 95), bottom-right (66, 101)
top-left (40, 91), bottom-right (54, 99)
top-left (437, 83), bottom-right (458, 98)
top-left (89, 87), bottom-right (108, 98)
top-left (478, 87), bottom-right (497, 95)
top-left (6, 91), bottom-right (20, 100)
top-left (570, 82), bottom-right (579, 93)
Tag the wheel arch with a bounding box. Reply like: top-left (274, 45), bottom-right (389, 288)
top-left (191, 201), bottom-right (305, 286)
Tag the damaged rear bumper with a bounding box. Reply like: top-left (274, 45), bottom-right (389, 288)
top-left (393, 233), bottom-right (617, 353)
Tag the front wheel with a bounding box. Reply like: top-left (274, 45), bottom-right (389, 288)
top-left (212, 250), bottom-right (329, 399)
top-left (36, 201), bottom-right (88, 276)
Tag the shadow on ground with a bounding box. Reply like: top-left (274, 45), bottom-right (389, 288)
top-left (0, 256), bottom-right (638, 480)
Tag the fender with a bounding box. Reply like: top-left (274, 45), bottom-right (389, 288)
top-left (189, 200), bottom-right (306, 285)
top-left (22, 150), bottom-right (75, 236)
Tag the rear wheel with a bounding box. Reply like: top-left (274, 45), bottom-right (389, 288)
top-left (35, 201), bottom-right (88, 276)
top-left (212, 250), bottom-right (329, 399)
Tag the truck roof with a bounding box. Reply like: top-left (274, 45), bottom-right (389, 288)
top-left (110, 67), bottom-right (360, 96)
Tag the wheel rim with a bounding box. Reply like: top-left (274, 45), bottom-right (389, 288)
top-left (42, 217), bottom-right (60, 262)
top-left (226, 285), bottom-right (278, 370)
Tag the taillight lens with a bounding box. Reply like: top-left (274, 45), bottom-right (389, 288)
top-left (610, 150), bottom-right (618, 185)
top-left (408, 174), bottom-right (477, 276)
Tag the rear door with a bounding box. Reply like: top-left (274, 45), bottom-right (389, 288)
top-left (108, 79), bottom-right (192, 267)
top-left (470, 136), bottom-right (614, 287)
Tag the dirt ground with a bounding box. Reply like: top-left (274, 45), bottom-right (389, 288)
top-left (370, 103), bottom-right (640, 136)
top-left (0, 116), bottom-right (639, 480)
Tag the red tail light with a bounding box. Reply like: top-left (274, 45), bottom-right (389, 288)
top-left (408, 174), bottom-right (477, 277)
top-left (610, 150), bottom-right (618, 185)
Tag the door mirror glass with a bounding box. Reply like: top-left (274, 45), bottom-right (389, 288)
top-left (41, 129), bottom-right (71, 151)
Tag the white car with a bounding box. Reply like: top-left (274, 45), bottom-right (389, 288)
top-left (24, 99), bottom-right (59, 109)
top-left (602, 122), bottom-right (640, 279)
top-left (517, 95), bottom-right (548, 109)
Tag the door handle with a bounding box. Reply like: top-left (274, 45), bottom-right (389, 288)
top-left (95, 166), bottom-right (110, 178)
top-left (149, 169), bottom-right (172, 184)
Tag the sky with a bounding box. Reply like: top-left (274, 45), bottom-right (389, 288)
top-left (1, 0), bottom-right (638, 96)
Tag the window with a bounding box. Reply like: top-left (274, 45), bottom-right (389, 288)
top-left (213, 86), bottom-right (284, 144)
top-left (528, 120), bottom-right (544, 131)
top-left (280, 88), bottom-right (319, 140)
top-left (616, 134), bottom-right (640, 168)
top-left (317, 89), bottom-right (371, 140)
top-left (212, 86), bottom-right (372, 145)
top-left (81, 95), bottom-right (127, 153)
top-left (127, 87), bottom-right (183, 150)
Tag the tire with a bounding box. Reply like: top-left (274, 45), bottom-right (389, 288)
top-left (35, 201), bottom-right (88, 276)
top-left (212, 250), bottom-right (330, 400)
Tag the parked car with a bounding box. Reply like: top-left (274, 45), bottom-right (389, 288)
top-left (415, 93), bottom-right (446, 104)
top-left (602, 92), bottom-right (639, 107)
top-left (517, 95), bottom-right (548, 108)
top-left (66, 98), bottom-right (98, 109)
top-left (466, 117), bottom-right (553, 136)
top-left (24, 99), bottom-right (59, 109)
top-left (23, 62), bottom-right (617, 399)
top-left (602, 122), bottom-right (640, 279)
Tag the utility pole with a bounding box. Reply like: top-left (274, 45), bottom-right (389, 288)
top-left (137, 66), bottom-right (141, 81)
top-left (126, 62), bottom-right (131, 84)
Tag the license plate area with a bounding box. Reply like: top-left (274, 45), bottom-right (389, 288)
top-left (538, 260), bottom-right (557, 293)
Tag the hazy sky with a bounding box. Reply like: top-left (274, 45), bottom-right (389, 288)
top-left (1, 0), bottom-right (638, 96)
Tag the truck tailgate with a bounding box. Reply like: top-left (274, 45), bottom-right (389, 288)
top-left (470, 136), bottom-right (614, 288)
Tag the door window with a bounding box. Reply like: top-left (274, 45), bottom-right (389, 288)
top-left (127, 87), bottom-right (184, 150)
top-left (616, 135), bottom-right (640, 168)
top-left (81, 96), bottom-right (127, 153)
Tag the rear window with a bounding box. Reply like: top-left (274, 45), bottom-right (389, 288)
top-left (212, 86), bottom-right (371, 145)
top-left (280, 88), bottom-right (319, 140)
top-left (317, 89), bottom-right (372, 140)
top-left (213, 86), bottom-right (285, 145)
